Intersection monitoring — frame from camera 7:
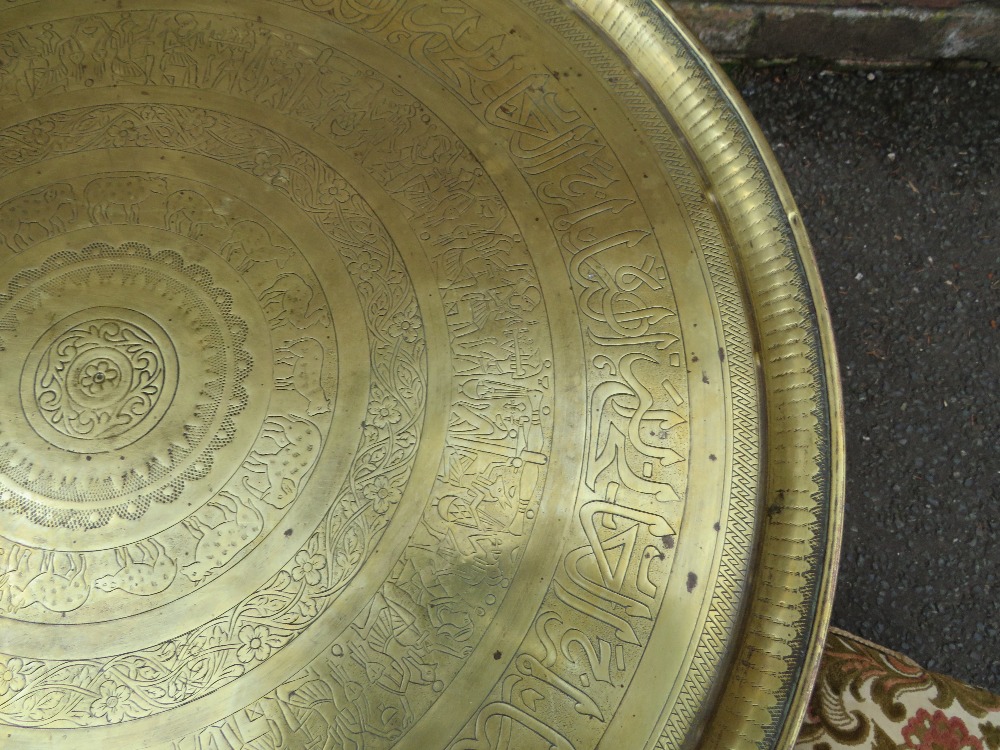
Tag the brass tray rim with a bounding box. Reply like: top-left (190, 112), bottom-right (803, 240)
top-left (657, 2), bottom-right (846, 744)
top-left (580, 1), bottom-right (846, 745)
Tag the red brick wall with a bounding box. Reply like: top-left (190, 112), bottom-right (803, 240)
top-left (672, 0), bottom-right (1000, 64)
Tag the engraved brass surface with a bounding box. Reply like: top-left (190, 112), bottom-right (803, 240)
top-left (0, 1), bottom-right (843, 748)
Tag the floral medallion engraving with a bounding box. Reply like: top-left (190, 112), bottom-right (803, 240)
top-left (29, 312), bottom-right (173, 449)
top-left (0, 243), bottom-right (255, 533)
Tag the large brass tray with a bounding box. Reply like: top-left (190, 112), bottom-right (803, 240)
top-left (0, 1), bottom-right (843, 748)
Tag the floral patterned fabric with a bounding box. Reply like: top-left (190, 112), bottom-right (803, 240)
top-left (797, 628), bottom-right (1000, 750)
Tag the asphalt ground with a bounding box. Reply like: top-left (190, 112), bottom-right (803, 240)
top-left (725, 63), bottom-right (1000, 692)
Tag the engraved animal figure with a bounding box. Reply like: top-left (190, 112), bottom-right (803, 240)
top-left (268, 670), bottom-right (367, 750)
top-left (220, 219), bottom-right (293, 273)
top-left (436, 229), bottom-right (517, 285)
top-left (0, 183), bottom-right (77, 251)
top-left (244, 415), bottom-right (322, 509)
top-left (163, 189), bottom-right (227, 240)
top-left (3, 549), bottom-right (90, 614)
top-left (181, 481), bottom-right (265, 583)
top-left (94, 538), bottom-right (177, 596)
top-left (0, 544), bottom-right (33, 612)
top-left (275, 338), bottom-right (330, 416)
top-left (350, 584), bottom-right (450, 726)
top-left (84, 174), bottom-right (168, 223)
top-left (259, 273), bottom-right (330, 330)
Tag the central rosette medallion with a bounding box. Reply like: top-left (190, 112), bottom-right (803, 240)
top-left (26, 310), bottom-right (176, 450)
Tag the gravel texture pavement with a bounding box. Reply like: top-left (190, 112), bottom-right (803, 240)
top-left (727, 63), bottom-right (1000, 692)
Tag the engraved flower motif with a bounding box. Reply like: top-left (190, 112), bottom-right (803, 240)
top-left (291, 550), bottom-right (326, 585)
top-left (79, 359), bottom-right (120, 396)
top-left (109, 118), bottom-right (150, 147)
top-left (251, 151), bottom-right (283, 180)
top-left (0, 657), bottom-right (25, 696)
top-left (236, 624), bottom-right (282, 663)
top-left (347, 250), bottom-right (382, 281)
top-left (27, 120), bottom-right (54, 147)
top-left (319, 177), bottom-right (351, 205)
top-left (184, 111), bottom-right (217, 140)
top-left (367, 394), bottom-right (401, 429)
top-left (363, 475), bottom-right (401, 514)
top-left (387, 310), bottom-right (422, 344)
top-left (90, 681), bottom-right (133, 723)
